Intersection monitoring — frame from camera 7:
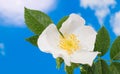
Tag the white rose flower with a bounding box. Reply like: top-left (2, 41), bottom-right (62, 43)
top-left (37, 13), bottom-right (99, 66)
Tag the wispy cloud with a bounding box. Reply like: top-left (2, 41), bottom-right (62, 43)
top-left (0, 43), bottom-right (5, 56)
top-left (110, 11), bottom-right (120, 36)
top-left (0, 43), bottom-right (4, 49)
top-left (80, 0), bottom-right (116, 25)
top-left (0, 0), bottom-right (56, 27)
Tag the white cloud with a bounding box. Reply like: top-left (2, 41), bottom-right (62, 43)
top-left (0, 43), bottom-right (5, 56)
top-left (0, 43), bottom-right (4, 49)
top-left (110, 11), bottom-right (120, 36)
top-left (80, 0), bottom-right (116, 25)
top-left (0, 0), bottom-right (56, 27)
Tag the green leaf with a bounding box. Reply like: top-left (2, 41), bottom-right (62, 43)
top-left (81, 70), bottom-right (88, 74)
top-left (110, 36), bottom-right (120, 60)
top-left (65, 66), bottom-right (74, 74)
top-left (26, 35), bottom-right (39, 46)
top-left (93, 59), bottom-right (109, 74)
top-left (65, 63), bottom-right (79, 74)
top-left (80, 64), bottom-right (93, 74)
top-left (110, 62), bottom-right (120, 74)
top-left (56, 57), bottom-right (64, 69)
top-left (94, 26), bottom-right (110, 56)
top-left (57, 16), bottom-right (69, 29)
top-left (25, 7), bottom-right (53, 34)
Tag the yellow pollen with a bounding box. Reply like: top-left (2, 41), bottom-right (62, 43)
top-left (59, 34), bottom-right (80, 54)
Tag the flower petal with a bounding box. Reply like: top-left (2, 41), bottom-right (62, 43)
top-left (60, 13), bottom-right (85, 34)
top-left (37, 24), bottom-right (60, 53)
top-left (54, 49), bottom-right (71, 66)
top-left (73, 26), bottom-right (97, 51)
top-left (37, 24), bottom-right (71, 66)
top-left (71, 51), bottom-right (99, 66)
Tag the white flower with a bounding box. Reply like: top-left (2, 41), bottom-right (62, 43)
top-left (37, 13), bottom-right (99, 66)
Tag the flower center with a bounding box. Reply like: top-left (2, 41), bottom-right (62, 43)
top-left (59, 34), bottom-right (80, 54)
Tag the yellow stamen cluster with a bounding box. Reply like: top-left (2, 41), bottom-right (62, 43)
top-left (59, 34), bottom-right (80, 54)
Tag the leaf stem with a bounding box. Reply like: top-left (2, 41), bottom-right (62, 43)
top-left (58, 30), bottom-right (64, 38)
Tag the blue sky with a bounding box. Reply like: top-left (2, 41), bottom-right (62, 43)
top-left (0, 0), bottom-right (120, 74)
